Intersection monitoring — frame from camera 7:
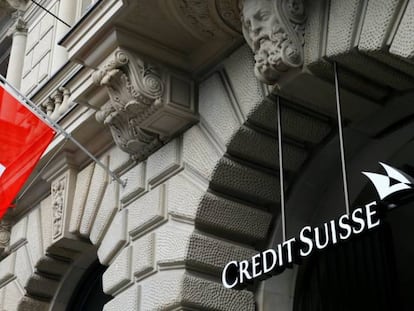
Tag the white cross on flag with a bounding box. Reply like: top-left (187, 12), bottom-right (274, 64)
top-left (0, 83), bottom-right (55, 219)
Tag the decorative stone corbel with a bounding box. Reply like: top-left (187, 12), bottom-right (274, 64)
top-left (239, 0), bottom-right (306, 85)
top-left (93, 50), bottom-right (197, 161)
top-left (41, 87), bottom-right (71, 121)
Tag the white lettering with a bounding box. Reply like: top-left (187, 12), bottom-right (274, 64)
top-left (314, 223), bottom-right (330, 250)
top-left (366, 203), bottom-right (381, 229)
top-left (330, 220), bottom-right (338, 245)
top-left (352, 208), bottom-right (366, 234)
top-left (283, 238), bottom-right (296, 263)
top-left (222, 261), bottom-right (239, 289)
top-left (262, 249), bottom-right (277, 274)
top-left (251, 253), bottom-right (262, 278)
top-left (299, 226), bottom-right (313, 257)
top-left (338, 214), bottom-right (352, 240)
top-left (239, 260), bottom-right (252, 284)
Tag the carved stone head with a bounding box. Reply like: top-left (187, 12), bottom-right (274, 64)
top-left (239, 0), bottom-right (306, 84)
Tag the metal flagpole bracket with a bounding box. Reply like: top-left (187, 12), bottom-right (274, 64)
top-left (333, 62), bottom-right (350, 215)
top-left (0, 75), bottom-right (127, 188)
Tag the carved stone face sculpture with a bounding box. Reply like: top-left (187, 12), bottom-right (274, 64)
top-left (240, 0), bottom-right (306, 84)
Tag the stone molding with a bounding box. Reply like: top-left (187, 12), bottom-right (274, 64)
top-left (93, 49), bottom-right (197, 162)
top-left (239, 0), bottom-right (306, 84)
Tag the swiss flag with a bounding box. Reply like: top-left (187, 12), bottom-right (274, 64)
top-left (0, 84), bottom-right (55, 219)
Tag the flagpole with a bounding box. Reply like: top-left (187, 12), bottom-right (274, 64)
top-left (333, 62), bottom-right (350, 215)
top-left (0, 75), bottom-right (127, 187)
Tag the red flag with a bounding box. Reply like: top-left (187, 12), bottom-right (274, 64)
top-left (0, 84), bottom-right (55, 219)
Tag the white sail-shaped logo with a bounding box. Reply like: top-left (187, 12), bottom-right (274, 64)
top-left (0, 164), bottom-right (5, 178)
top-left (362, 162), bottom-right (414, 200)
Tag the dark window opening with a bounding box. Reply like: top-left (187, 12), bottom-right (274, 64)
top-left (0, 37), bottom-right (11, 78)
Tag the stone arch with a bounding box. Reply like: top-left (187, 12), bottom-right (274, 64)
top-left (262, 113), bottom-right (414, 310)
top-left (1, 0), bottom-right (414, 310)
top-left (4, 0), bottom-right (414, 306)
top-left (0, 43), bottom-right (332, 311)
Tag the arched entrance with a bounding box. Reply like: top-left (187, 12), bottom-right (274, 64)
top-left (66, 260), bottom-right (111, 311)
top-left (261, 99), bottom-right (414, 310)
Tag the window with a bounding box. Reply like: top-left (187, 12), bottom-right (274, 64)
top-left (0, 37), bottom-right (11, 77)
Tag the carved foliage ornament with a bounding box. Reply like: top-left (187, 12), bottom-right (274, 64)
top-left (0, 220), bottom-right (11, 249)
top-left (93, 51), bottom-right (164, 161)
top-left (52, 176), bottom-right (66, 239)
top-left (239, 0), bottom-right (306, 84)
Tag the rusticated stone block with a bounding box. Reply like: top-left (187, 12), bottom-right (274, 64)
top-left (132, 233), bottom-right (155, 279)
top-left (0, 252), bottom-right (16, 286)
top-left (69, 162), bottom-right (94, 234)
top-left (90, 180), bottom-right (119, 245)
top-left (35, 256), bottom-right (70, 278)
top-left (139, 271), bottom-right (254, 311)
top-left (14, 246), bottom-right (32, 288)
top-left (127, 185), bottom-right (166, 238)
top-left (390, 0), bottom-right (414, 59)
top-left (120, 163), bottom-right (145, 204)
top-left (9, 217), bottom-right (27, 252)
top-left (103, 246), bottom-right (132, 295)
top-left (182, 125), bottom-right (221, 180)
top-left (156, 226), bottom-right (191, 267)
top-left (211, 157), bottom-right (280, 205)
top-left (80, 157), bottom-right (109, 237)
top-left (17, 296), bottom-right (49, 311)
top-left (40, 196), bottom-right (53, 253)
top-left (146, 139), bottom-right (181, 186)
top-left (98, 208), bottom-right (128, 265)
top-left (199, 73), bottom-right (241, 147)
top-left (25, 274), bottom-right (59, 300)
top-left (103, 284), bottom-right (139, 311)
top-left (3, 280), bottom-right (24, 311)
top-left (197, 192), bottom-right (272, 243)
top-left (182, 274), bottom-right (254, 311)
top-left (26, 207), bottom-right (43, 266)
top-left (224, 45), bottom-right (265, 119)
top-left (166, 173), bottom-right (207, 221)
top-left (186, 233), bottom-right (256, 275)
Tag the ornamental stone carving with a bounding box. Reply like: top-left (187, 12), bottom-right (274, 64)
top-left (0, 220), bottom-right (11, 250)
top-left (239, 0), bottom-right (306, 84)
top-left (41, 87), bottom-right (71, 121)
top-left (93, 50), bottom-right (197, 162)
top-left (52, 176), bottom-right (66, 239)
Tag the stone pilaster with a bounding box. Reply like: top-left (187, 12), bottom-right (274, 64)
top-left (6, 13), bottom-right (27, 89)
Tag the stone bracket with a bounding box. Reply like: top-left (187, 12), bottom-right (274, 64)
top-left (93, 49), bottom-right (198, 162)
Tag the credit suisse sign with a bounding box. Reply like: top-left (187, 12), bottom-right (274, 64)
top-left (222, 163), bottom-right (413, 289)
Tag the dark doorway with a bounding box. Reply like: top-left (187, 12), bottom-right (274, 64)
top-left (66, 260), bottom-right (112, 311)
top-left (293, 224), bottom-right (400, 311)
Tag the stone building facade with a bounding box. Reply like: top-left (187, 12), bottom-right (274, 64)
top-left (0, 0), bottom-right (414, 310)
